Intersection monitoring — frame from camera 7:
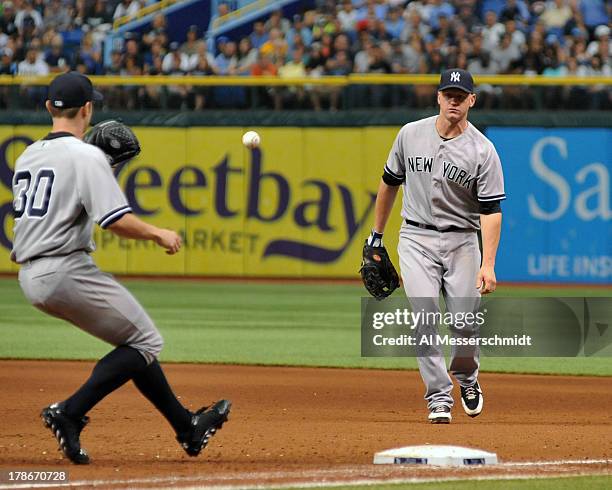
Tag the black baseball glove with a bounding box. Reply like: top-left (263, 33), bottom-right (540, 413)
top-left (84, 120), bottom-right (141, 168)
top-left (360, 241), bottom-right (400, 300)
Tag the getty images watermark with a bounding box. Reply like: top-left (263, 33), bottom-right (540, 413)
top-left (370, 308), bottom-right (532, 348)
top-left (361, 297), bottom-right (612, 357)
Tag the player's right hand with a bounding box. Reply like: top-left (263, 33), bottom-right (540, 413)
top-left (155, 229), bottom-right (182, 255)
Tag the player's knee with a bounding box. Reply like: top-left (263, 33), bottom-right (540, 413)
top-left (131, 329), bottom-right (163, 364)
top-left (148, 331), bottom-right (164, 359)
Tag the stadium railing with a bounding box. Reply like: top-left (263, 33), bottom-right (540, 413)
top-left (2, 74), bottom-right (610, 111)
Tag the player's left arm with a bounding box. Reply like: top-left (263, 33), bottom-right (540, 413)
top-left (476, 143), bottom-right (505, 294)
top-left (478, 210), bottom-right (501, 294)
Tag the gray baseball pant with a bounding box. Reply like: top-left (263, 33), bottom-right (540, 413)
top-left (18, 251), bottom-right (163, 364)
top-left (398, 222), bottom-right (481, 410)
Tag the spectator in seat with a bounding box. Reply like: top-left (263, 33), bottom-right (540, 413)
top-left (18, 45), bottom-right (49, 108)
top-left (251, 52), bottom-right (278, 109)
top-left (44, 32), bottom-right (67, 73)
top-left (188, 42), bottom-right (216, 73)
top-left (85, 0), bottom-right (113, 28)
top-left (579, 0), bottom-right (608, 30)
top-left (123, 35), bottom-right (143, 69)
top-left (563, 4), bottom-right (589, 37)
top-left (163, 41), bottom-right (189, 73)
top-left (0, 46), bottom-right (14, 108)
top-left (259, 28), bottom-right (288, 64)
top-left (276, 47), bottom-right (307, 110)
top-left (19, 14), bottom-right (39, 43)
top-left (357, 0), bottom-right (388, 22)
top-left (499, 0), bottom-right (529, 24)
top-left (143, 38), bottom-right (163, 73)
top-left (366, 42), bottom-right (392, 107)
top-left (265, 9), bottom-right (291, 38)
top-left (354, 37), bottom-right (374, 73)
top-left (523, 34), bottom-right (546, 74)
top-left (18, 44), bottom-right (48, 76)
top-left (142, 13), bottom-right (167, 51)
top-left (104, 49), bottom-right (125, 109)
top-left (422, 0), bottom-right (454, 31)
top-left (385, 7), bottom-right (404, 40)
top-left (250, 21), bottom-right (268, 50)
top-left (337, 0), bottom-right (357, 33)
top-left (326, 49), bottom-right (353, 76)
top-left (113, 0), bottom-right (140, 21)
top-left (190, 54), bottom-right (215, 110)
top-left (585, 54), bottom-right (611, 109)
top-left (0, 1), bottom-right (19, 38)
top-left (469, 51), bottom-right (502, 108)
top-left (74, 31), bottom-right (104, 74)
top-left (212, 40), bottom-right (247, 109)
top-left (541, 0), bottom-right (572, 30)
top-left (587, 25), bottom-right (611, 57)
top-left (491, 34), bottom-right (522, 73)
top-left (181, 25), bottom-right (204, 57)
top-left (564, 56), bottom-right (590, 108)
top-left (214, 40), bottom-right (238, 75)
top-left (456, 5), bottom-right (480, 33)
top-left (251, 52), bottom-right (278, 76)
top-left (143, 52), bottom-right (164, 108)
top-left (504, 20), bottom-right (526, 52)
top-left (216, 1), bottom-right (230, 18)
top-left (401, 10), bottom-right (430, 42)
top-left (305, 41), bottom-right (326, 77)
top-left (161, 41), bottom-right (189, 109)
top-left (43, 0), bottom-right (71, 31)
top-left (15, 1), bottom-right (43, 34)
top-left (372, 18), bottom-right (392, 42)
top-left (287, 15), bottom-right (312, 49)
top-left (482, 11), bottom-right (505, 52)
top-left (235, 37), bottom-right (257, 75)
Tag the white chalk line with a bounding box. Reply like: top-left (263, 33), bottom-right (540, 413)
top-left (0, 459), bottom-right (610, 489)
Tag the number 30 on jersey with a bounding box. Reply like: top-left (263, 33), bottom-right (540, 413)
top-left (13, 169), bottom-right (56, 219)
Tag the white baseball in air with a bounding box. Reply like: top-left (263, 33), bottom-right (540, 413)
top-left (242, 131), bottom-right (261, 148)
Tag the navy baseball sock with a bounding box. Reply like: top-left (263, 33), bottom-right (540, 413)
top-left (132, 360), bottom-right (192, 435)
top-left (63, 345), bottom-right (147, 418)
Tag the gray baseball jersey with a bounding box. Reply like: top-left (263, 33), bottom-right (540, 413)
top-left (383, 115), bottom-right (505, 414)
top-left (384, 115), bottom-right (505, 230)
top-left (11, 133), bottom-right (131, 263)
top-left (12, 132), bottom-right (161, 363)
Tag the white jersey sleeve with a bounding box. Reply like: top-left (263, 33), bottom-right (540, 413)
top-left (477, 144), bottom-right (506, 203)
top-left (75, 146), bottom-right (132, 228)
top-left (383, 129), bottom-right (406, 185)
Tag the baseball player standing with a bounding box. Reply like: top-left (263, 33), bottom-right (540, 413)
top-left (11, 72), bottom-right (231, 464)
top-left (366, 69), bottom-right (505, 423)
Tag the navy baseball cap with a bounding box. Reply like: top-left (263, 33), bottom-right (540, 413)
top-left (48, 71), bottom-right (103, 109)
top-left (438, 68), bottom-right (474, 93)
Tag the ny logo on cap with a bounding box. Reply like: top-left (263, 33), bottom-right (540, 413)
top-left (450, 71), bottom-right (461, 82)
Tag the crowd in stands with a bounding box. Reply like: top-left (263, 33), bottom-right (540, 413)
top-left (0, 0), bottom-right (609, 111)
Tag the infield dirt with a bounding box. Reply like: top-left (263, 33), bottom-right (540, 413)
top-left (1, 361), bottom-right (610, 488)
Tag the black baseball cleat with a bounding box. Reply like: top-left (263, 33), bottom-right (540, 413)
top-left (41, 403), bottom-right (90, 465)
top-left (428, 405), bottom-right (452, 424)
top-left (177, 399), bottom-right (231, 457)
top-left (460, 381), bottom-right (484, 417)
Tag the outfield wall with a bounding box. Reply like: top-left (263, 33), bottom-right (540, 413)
top-left (0, 114), bottom-right (610, 283)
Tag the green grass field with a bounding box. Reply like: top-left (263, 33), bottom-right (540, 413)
top-left (284, 475), bottom-right (612, 490)
top-left (1, 278), bottom-right (610, 376)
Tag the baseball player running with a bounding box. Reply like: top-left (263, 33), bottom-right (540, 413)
top-left (363, 69), bottom-right (505, 423)
top-left (11, 72), bottom-right (231, 464)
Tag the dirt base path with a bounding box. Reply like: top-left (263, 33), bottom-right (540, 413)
top-left (0, 361), bottom-right (610, 488)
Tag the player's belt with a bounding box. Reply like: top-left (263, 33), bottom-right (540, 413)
top-left (25, 249), bottom-right (89, 263)
top-left (404, 219), bottom-right (472, 233)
